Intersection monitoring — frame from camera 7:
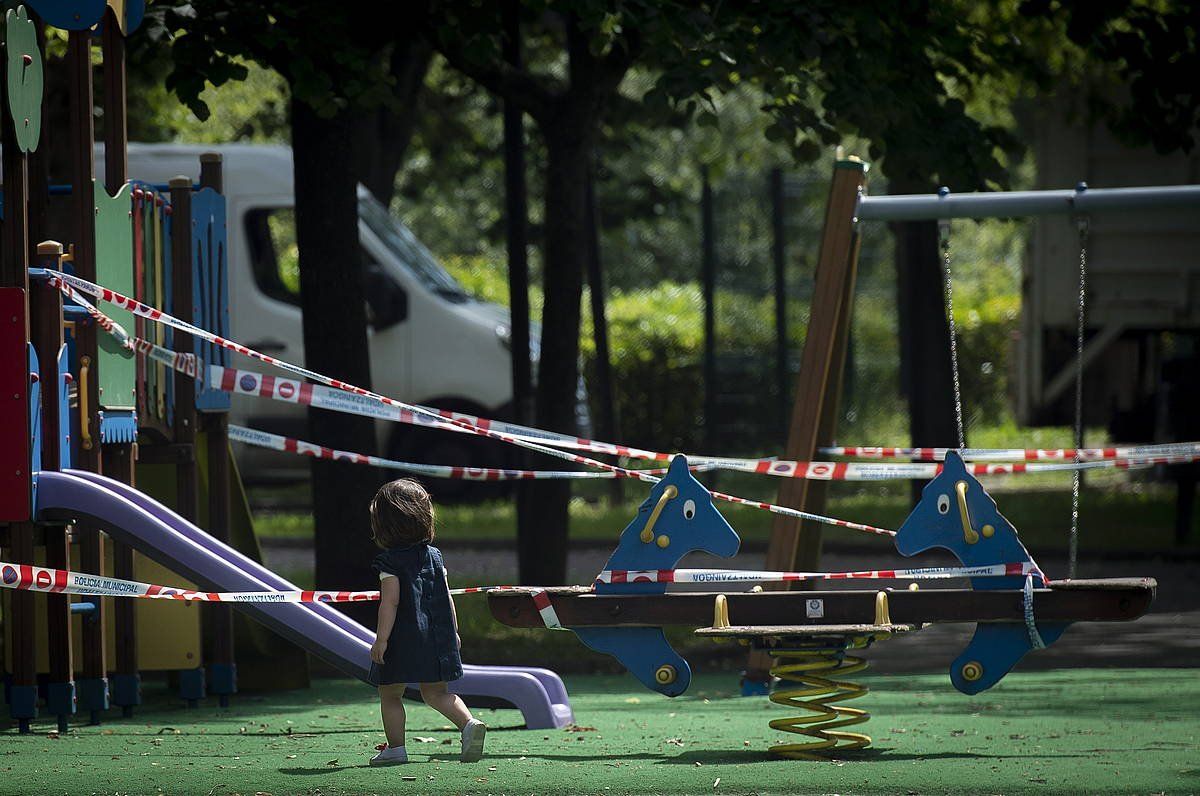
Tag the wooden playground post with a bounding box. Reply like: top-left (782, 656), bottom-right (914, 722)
top-left (66, 27), bottom-right (110, 721)
top-left (198, 153), bottom-right (236, 705)
top-left (0, 229), bottom-right (36, 731)
top-left (170, 174), bottom-right (205, 705)
top-left (170, 177), bottom-right (197, 522)
top-left (101, 7), bottom-right (127, 191)
top-left (99, 3), bottom-right (140, 717)
top-left (0, 5), bottom-right (38, 733)
top-left (31, 242), bottom-right (76, 732)
top-left (746, 158), bottom-right (867, 682)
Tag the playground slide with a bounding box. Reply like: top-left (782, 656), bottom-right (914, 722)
top-left (34, 470), bottom-right (574, 729)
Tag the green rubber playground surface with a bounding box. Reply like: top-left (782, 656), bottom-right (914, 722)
top-left (1, 669), bottom-right (1196, 795)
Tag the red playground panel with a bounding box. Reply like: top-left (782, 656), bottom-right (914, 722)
top-left (1, 287), bottom-right (31, 522)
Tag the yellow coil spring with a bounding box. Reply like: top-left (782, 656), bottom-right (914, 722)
top-left (767, 637), bottom-right (872, 759)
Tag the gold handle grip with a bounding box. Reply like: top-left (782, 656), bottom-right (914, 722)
top-left (954, 480), bottom-right (994, 545)
top-left (640, 484), bottom-right (678, 543)
top-left (79, 355), bottom-right (92, 450)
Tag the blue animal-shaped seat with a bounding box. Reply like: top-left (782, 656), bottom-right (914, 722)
top-left (895, 451), bottom-right (1067, 694)
top-left (575, 454), bottom-right (740, 696)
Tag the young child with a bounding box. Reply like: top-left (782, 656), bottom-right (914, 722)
top-left (367, 478), bottom-right (486, 766)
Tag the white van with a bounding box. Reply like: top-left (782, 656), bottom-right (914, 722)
top-left (111, 143), bottom-right (539, 486)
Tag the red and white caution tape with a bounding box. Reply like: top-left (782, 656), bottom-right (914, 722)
top-left (0, 559), bottom-right (1043, 609)
top-left (55, 272), bottom-right (1200, 482)
top-left (595, 562), bottom-right (1043, 585)
top-left (530, 589), bottom-right (564, 629)
top-left (225, 380), bottom-right (1194, 480)
top-left (820, 443), bottom-right (1200, 462)
top-left (0, 560), bottom-right (541, 602)
top-left (64, 274), bottom-right (1192, 486)
top-left (42, 271), bottom-right (896, 538)
top-left (56, 278), bottom-right (197, 377)
top-left (233, 421), bottom-right (1197, 483)
top-left (729, 455), bottom-right (1198, 480)
top-left (228, 424), bottom-right (673, 480)
top-left (210, 364), bottom-right (669, 461)
top-left (0, 560), bottom-right (379, 602)
top-left (210, 361), bottom-right (1200, 479)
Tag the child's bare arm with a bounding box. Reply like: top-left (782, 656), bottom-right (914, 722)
top-left (371, 576), bottom-right (401, 664)
top-left (445, 567), bottom-right (461, 648)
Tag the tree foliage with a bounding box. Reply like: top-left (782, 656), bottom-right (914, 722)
top-left (1021, 0), bottom-right (1199, 154)
top-left (135, 2), bottom-right (395, 119)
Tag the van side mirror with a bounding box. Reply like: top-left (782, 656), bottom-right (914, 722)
top-left (365, 261), bottom-right (408, 330)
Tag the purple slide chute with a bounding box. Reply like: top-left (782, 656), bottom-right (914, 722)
top-left (34, 470), bottom-right (573, 729)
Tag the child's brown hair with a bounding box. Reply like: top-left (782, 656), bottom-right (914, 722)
top-left (369, 479), bottom-right (435, 549)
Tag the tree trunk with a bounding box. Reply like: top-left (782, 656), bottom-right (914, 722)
top-left (291, 98), bottom-right (382, 622)
top-left (585, 162), bottom-right (621, 504)
top-left (352, 40), bottom-right (433, 205)
top-left (519, 126), bottom-right (590, 585)
top-left (701, 168), bottom-right (717, 453)
top-left (892, 177), bottom-right (959, 500)
top-left (502, 0), bottom-right (538, 584)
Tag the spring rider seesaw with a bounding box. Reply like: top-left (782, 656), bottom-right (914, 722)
top-left (486, 452), bottom-right (1155, 758)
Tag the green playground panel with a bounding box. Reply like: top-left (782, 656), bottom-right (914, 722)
top-left (5, 5), bottom-right (43, 154)
top-left (94, 180), bottom-right (136, 411)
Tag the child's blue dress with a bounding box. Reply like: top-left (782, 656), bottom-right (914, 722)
top-left (368, 543), bottom-right (464, 686)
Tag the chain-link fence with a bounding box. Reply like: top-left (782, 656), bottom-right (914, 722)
top-left (585, 166), bottom-right (903, 460)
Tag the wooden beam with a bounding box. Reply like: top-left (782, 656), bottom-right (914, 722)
top-left (30, 246), bottom-right (73, 725)
top-left (487, 579), bottom-right (1155, 629)
top-left (67, 28), bottom-right (109, 722)
top-left (764, 159), bottom-right (867, 574)
top-left (0, 23), bottom-right (35, 730)
top-left (99, 8), bottom-right (138, 714)
top-left (169, 176), bottom-right (197, 524)
top-left (198, 153), bottom-right (235, 705)
top-left (169, 175), bottom-right (205, 704)
top-left (746, 159), bottom-right (867, 678)
top-left (101, 7), bottom-right (127, 195)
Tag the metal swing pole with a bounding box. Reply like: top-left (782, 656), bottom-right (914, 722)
top-left (856, 184), bottom-right (1200, 222)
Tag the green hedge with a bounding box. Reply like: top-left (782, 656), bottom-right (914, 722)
top-left (443, 257), bottom-right (1020, 454)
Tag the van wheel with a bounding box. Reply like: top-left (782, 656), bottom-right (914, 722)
top-left (387, 417), bottom-right (512, 504)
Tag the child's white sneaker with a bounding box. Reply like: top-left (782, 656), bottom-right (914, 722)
top-left (460, 719), bottom-right (486, 762)
top-left (370, 744), bottom-right (409, 766)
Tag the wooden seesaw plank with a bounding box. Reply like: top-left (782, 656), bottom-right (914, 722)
top-left (487, 578), bottom-right (1155, 629)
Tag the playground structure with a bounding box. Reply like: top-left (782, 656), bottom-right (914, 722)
top-left (6, 141), bottom-right (1193, 754)
top-left (0, 1), bottom-right (572, 734)
top-left (35, 155), bottom-right (1171, 759)
top-left (0, 0), bottom-right (1193, 765)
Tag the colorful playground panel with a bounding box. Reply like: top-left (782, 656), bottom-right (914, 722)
top-left (0, 0), bottom-right (575, 732)
top-left (0, 0), bottom-right (1193, 759)
top-left (94, 181), bottom-right (137, 417)
top-left (2, 547), bottom-right (201, 673)
top-left (190, 186), bottom-right (230, 413)
top-left (5, 5), bottom-right (42, 154)
top-left (0, 288), bottom-right (30, 523)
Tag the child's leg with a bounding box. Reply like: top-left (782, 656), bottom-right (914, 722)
top-left (378, 684), bottom-right (408, 747)
top-left (418, 682), bottom-right (472, 729)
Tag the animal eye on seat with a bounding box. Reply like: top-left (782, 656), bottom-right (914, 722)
top-left (683, 499), bottom-right (696, 520)
top-left (937, 494), bottom-right (950, 514)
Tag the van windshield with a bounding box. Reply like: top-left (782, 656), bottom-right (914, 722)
top-left (358, 192), bottom-right (469, 303)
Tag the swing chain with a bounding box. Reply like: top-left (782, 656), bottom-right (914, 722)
top-left (939, 219), bottom-right (966, 450)
top-left (1069, 215), bottom-right (1089, 579)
